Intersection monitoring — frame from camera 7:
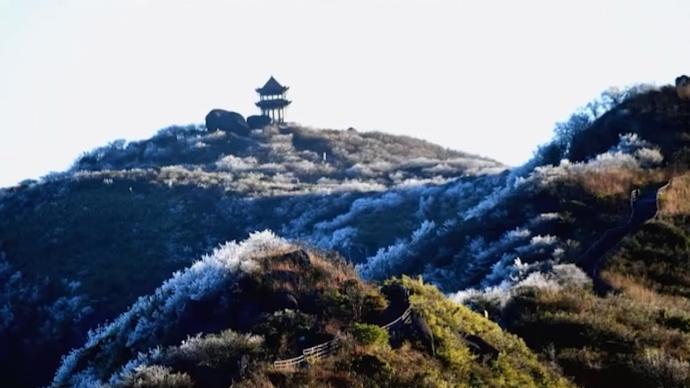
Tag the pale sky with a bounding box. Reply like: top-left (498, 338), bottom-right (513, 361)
top-left (1, 0), bottom-right (689, 187)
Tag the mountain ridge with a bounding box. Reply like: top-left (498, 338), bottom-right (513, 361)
top-left (2, 82), bottom-right (690, 387)
top-left (0, 122), bottom-right (505, 387)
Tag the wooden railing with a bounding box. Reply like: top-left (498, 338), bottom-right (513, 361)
top-left (273, 306), bottom-right (413, 370)
top-left (303, 339), bottom-right (340, 361)
top-left (273, 354), bottom-right (307, 370)
top-left (381, 307), bottom-right (412, 331)
top-left (273, 338), bottom-right (342, 370)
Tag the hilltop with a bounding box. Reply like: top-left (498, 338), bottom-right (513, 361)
top-left (68, 124), bottom-right (502, 194)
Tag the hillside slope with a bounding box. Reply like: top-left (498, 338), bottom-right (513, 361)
top-left (0, 124), bottom-right (503, 387)
top-left (3, 82), bottom-right (690, 387)
top-left (494, 172), bottom-right (690, 388)
top-left (358, 85), bottom-right (690, 292)
top-left (447, 86), bottom-right (690, 387)
top-left (52, 232), bottom-right (570, 388)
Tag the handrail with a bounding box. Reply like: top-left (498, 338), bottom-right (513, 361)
top-left (273, 306), bottom-right (413, 370)
top-left (273, 354), bottom-right (306, 369)
top-left (274, 355), bottom-right (305, 365)
top-left (381, 307), bottom-right (412, 330)
top-left (302, 339), bottom-right (339, 356)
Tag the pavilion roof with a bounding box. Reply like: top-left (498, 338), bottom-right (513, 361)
top-left (256, 76), bottom-right (289, 94)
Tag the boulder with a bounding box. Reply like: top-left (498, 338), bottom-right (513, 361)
top-left (247, 115), bottom-right (272, 129)
top-left (380, 283), bottom-right (411, 325)
top-left (410, 312), bottom-right (436, 356)
top-left (676, 75), bottom-right (690, 100)
top-left (205, 109), bottom-right (249, 135)
top-left (381, 283), bottom-right (410, 308)
top-left (461, 334), bottom-right (499, 362)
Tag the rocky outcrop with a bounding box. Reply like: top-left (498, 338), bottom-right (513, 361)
top-left (380, 283), bottom-right (411, 324)
top-left (205, 109), bottom-right (249, 135)
top-left (247, 115), bottom-right (271, 130)
top-left (676, 75), bottom-right (690, 100)
top-left (410, 311), bottom-right (436, 357)
top-left (381, 283), bottom-right (409, 309)
top-left (461, 334), bottom-right (499, 362)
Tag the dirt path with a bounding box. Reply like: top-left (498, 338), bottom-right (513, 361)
top-left (577, 182), bottom-right (668, 294)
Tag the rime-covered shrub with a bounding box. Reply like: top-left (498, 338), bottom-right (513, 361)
top-left (166, 330), bottom-right (263, 368)
top-left (0, 256), bottom-right (93, 387)
top-left (356, 220), bottom-right (436, 280)
top-left (68, 123), bottom-right (502, 197)
top-left (120, 365), bottom-right (193, 388)
top-left (451, 264), bottom-right (591, 309)
top-left (52, 231), bottom-right (288, 387)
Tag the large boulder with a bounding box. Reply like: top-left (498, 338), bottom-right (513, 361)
top-left (410, 311), bottom-right (436, 356)
top-left (676, 75), bottom-right (690, 100)
top-left (247, 115), bottom-right (271, 129)
top-left (205, 109), bottom-right (249, 136)
top-left (461, 334), bottom-right (499, 362)
top-left (380, 283), bottom-right (411, 324)
top-left (381, 283), bottom-right (410, 309)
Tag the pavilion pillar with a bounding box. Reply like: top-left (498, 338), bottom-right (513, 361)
top-left (255, 77), bottom-right (291, 125)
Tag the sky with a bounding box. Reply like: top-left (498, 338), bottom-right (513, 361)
top-left (1, 0), bottom-right (689, 187)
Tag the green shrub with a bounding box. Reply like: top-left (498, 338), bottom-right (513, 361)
top-left (323, 280), bottom-right (387, 322)
top-left (352, 323), bottom-right (389, 348)
top-left (400, 276), bottom-right (573, 387)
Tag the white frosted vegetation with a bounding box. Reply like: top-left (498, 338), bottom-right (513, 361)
top-left (0, 255), bottom-right (92, 340)
top-left (450, 264), bottom-right (591, 308)
top-left (68, 123), bottom-right (503, 197)
top-left (52, 231), bottom-right (289, 387)
top-left (113, 329), bottom-right (263, 385)
top-left (120, 365), bottom-right (193, 388)
top-left (215, 155), bottom-right (259, 171)
top-left (356, 220), bottom-right (436, 280)
top-left (521, 133), bottom-right (664, 192)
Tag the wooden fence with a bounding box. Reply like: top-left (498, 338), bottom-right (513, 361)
top-left (381, 307), bottom-right (412, 331)
top-left (273, 307), bottom-right (413, 370)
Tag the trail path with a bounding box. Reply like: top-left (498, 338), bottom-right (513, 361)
top-left (577, 181), bottom-right (668, 293)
